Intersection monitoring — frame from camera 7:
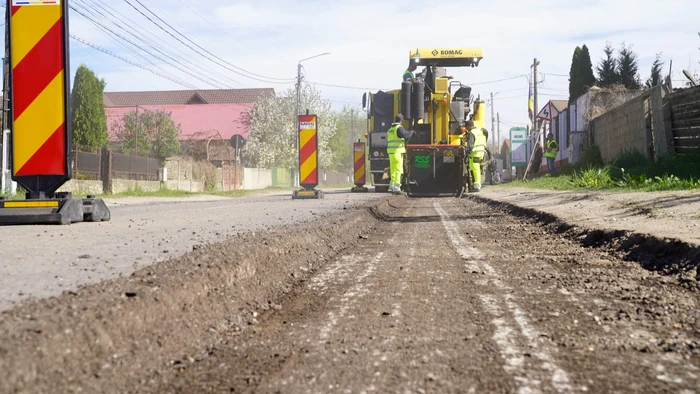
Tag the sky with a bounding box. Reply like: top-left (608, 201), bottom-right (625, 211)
top-left (2, 0), bottom-right (699, 143)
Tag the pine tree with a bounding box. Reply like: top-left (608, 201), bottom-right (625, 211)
top-left (645, 53), bottom-right (664, 88)
top-left (568, 46), bottom-right (581, 104)
top-left (578, 45), bottom-right (597, 93)
top-left (596, 42), bottom-right (619, 87)
top-left (617, 42), bottom-right (641, 90)
top-left (70, 64), bottom-right (108, 152)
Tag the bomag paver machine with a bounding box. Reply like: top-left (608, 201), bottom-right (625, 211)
top-left (362, 48), bottom-right (486, 197)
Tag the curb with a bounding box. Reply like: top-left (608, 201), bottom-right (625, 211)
top-left (464, 194), bottom-right (700, 284)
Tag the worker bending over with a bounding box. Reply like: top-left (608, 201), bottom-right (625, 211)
top-left (386, 114), bottom-right (414, 194)
top-left (461, 120), bottom-right (487, 192)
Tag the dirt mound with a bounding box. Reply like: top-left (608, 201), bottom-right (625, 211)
top-left (0, 198), bottom-right (395, 393)
top-left (467, 194), bottom-right (700, 286)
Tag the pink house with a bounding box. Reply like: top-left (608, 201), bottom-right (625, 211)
top-left (103, 88), bottom-right (273, 161)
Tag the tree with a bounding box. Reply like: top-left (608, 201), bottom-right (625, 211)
top-left (568, 45), bottom-right (597, 103)
top-left (645, 53), bottom-right (664, 88)
top-left (70, 64), bottom-right (108, 151)
top-left (240, 84), bottom-right (337, 169)
top-left (328, 106), bottom-right (365, 171)
top-left (578, 45), bottom-right (597, 93)
top-left (596, 42), bottom-right (619, 87)
top-left (568, 46), bottom-right (581, 104)
top-left (617, 42), bottom-right (641, 90)
top-left (112, 109), bottom-right (181, 163)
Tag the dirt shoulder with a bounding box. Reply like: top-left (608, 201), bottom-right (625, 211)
top-left (477, 186), bottom-right (700, 247)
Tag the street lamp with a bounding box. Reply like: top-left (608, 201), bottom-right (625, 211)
top-left (294, 52), bottom-right (330, 187)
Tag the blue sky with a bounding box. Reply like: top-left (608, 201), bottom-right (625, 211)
top-left (3, 0), bottom-right (699, 136)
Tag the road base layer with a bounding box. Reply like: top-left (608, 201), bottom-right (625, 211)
top-left (0, 194), bottom-right (698, 393)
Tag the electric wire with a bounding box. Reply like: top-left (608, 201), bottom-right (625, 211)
top-left (69, 4), bottom-right (231, 89)
top-left (71, 1), bottom-right (208, 89)
top-left (74, 0), bottom-right (245, 89)
top-left (123, 0), bottom-right (297, 84)
top-left (69, 35), bottom-right (198, 89)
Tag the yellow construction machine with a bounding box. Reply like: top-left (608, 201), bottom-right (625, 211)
top-left (361, 48), bottom-right (486, 197)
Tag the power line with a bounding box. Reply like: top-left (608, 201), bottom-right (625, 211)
top-left (69, 4), bottom-right (231, 89)
top-left (71, 0), bottom-right (210, 89)
top-left (544, 73), bottom-right (569, 77)
top-left (306, 81), bottom-right (389, 91)
top-left (74, 0), bottom-right (245, 88)
top-left (124, 0), bottom-right (297, 84)
top-left (69, 35), bottom-right (198, 89)
top-left (469, 74), bottom-right (529, 86)
top-left (172, 0), bottom-right (257, 54)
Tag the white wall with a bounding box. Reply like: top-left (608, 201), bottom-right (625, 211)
top-left (243, 168), bottom-right (272, 190)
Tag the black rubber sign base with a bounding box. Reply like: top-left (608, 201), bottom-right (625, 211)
top-left (0, 193), bottom-right (111, 225)
top-left (292, 189), bottom-right (324, 200)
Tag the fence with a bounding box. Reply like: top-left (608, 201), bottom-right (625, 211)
top-left (666, 85), bottom-right (700, 155)
top-left (587, 85), bottom-right (672, 163)
top-left (62, 146), bottom-right (355, 194)
top-left (71, 147), bottom-right (101, 180)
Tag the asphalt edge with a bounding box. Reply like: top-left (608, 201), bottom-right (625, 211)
top-left (465, 193), bottom-right (700, 285)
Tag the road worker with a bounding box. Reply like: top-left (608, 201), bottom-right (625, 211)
top-left (461, 120), bottom-right (487, 192)
top-left (545, 132), bottom-right (559, 172)
top-left (403, 62), bottom-right (418, 82)
top-left (386, 114), bottom-right (414, 194)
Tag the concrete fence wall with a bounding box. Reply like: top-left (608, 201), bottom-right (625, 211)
top-left (592, 91), bottom-right (651, 162)
top-left (55, 156), bottom-right (351, 195)
top-left (590, 85), bottom-right (671, 163)
top-left (243, 168), bottom-right (273, 190)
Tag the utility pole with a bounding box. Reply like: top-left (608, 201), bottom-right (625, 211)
top-left (295, 63), bottom-right (301, 187)
top-left (533, 58), bottom-right (540, 141)
top-left (497, 112), bottom-right (501, 153)
top-left (135, 105), bottom-right (139, 155)
top-left (490, 92), bottom-right (495, 151)
top-left (522, 58), bottom-right (541, 181)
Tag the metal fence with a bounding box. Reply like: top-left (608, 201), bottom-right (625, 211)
top-left (667, 85), bottom-right (700, 155)
top-left (71, 146), bottom-right (101, 180)
top-left (111, 152), bottom-right (159, 181)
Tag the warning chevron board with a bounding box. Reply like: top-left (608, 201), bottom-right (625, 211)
top-left (9, 0), bottom-right (71, 192)
top-left (298, 114), bottom-right (318, 187)
top-left (353, 142), bottom-right (365, 185)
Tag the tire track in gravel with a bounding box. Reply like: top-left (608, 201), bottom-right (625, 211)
top-left (447, 197), bottom-right (700, 393)
top-left (435, 200), bottom-right (574, 394)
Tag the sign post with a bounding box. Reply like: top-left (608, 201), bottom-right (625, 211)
top-left (509, 127), bottom-right (528, 167)
top-left (351, 139), bottom-right (367, 192)
top-left (292, 111), bottom-right (323, 199)
top-left (0, 0), bottom-right (110, 224)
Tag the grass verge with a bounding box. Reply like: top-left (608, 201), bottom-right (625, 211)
top-left (506, 147), bottom-right (700, 192)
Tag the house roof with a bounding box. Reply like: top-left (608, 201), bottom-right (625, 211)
top-left (103, 88), bottom-right (274, 107)
top-left (105, 103), bottom-right (253, 142)
top-left (550, 100), bottom-right (569, 113)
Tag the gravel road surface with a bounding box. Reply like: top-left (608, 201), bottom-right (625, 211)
top-left (1, 194), bottom-right (698, 394)
top-left (152, 197), bottom-right (700, 393)
top-left (0, 189), bottom-right (382, 312)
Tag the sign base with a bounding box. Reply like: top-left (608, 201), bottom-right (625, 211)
top-left (292, 188), bottom-right (323, 200)
top-left (351, 186), bottom-right (368, 193)
top-left (0, 193), bottom-right (111, 225)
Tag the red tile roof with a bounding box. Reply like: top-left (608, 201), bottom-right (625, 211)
top-left (103, 88), bottom-right (274, 107)
top-left (105, 103), bottom-right (253, 142)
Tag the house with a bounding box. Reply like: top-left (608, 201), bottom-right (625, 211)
top-left (103, 88), bottom-right (273, 107)
top-left (103, 88), bottom-right (273, 163)
top-left (536, 99), bottom-right (569, 168)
